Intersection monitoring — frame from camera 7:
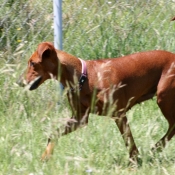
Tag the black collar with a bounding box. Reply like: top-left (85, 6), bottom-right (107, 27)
top-left (78, 58), bottom-right (87, 90)
top-left (67, 58), bottom-right (87, 92)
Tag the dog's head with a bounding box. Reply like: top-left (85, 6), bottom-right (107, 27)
top-left (17, 42), bottom-right (58, 90)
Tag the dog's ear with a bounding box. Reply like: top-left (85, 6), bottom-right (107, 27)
top-left (37, 42), bottom-right (55, 61)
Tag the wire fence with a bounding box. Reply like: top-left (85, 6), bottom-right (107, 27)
top-left (0, 0), bottom-right (175, 63)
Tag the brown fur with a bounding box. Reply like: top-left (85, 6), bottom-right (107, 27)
top-left (18, 41), bottom-right (175, 162)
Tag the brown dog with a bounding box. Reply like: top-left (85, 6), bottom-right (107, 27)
top-left (18, 41), bottom-right (175, 162)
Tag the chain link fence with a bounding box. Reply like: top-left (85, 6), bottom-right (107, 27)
top-left (0, 0), bottom-right (175, 63)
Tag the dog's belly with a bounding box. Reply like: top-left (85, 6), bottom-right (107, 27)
top-left (135, 92), bottom-right (155, 104)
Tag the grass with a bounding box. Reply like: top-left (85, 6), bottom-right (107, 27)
top-left (63, 0), bottom-right (175, 59)
top-left (1, 0), bottom-right (175, 174)
top-left (1, 57), bottom-right (175, 175)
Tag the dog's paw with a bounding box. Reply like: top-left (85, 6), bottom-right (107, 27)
top-left (40, 142), bottom-right (54, 161)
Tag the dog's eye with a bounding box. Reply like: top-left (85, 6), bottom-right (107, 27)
top-left (30, 62), bottom-right (35, 67)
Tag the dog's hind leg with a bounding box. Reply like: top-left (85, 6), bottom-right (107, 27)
top-left (154, 75), bottom-right (175, 150)
top-left (114, 113), bottom-right (139, 161)
top-left (154, 99), bottom-right (175, 149)
top-left (154, 98), bottom-right (175, 149)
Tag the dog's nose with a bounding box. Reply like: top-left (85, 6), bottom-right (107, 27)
top-left (16, 79), bottom-right (24, 87)
top-left (16, 76), bottom-right (27, 87)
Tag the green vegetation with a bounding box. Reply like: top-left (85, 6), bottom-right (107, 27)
top-left (1, 0), bottom-right (175, 174)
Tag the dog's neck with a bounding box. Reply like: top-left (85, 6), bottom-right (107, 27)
top-left (56, 50), bottom-right (83, 87)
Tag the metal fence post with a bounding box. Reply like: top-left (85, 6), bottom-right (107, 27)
top-left (53, 0), bottom-right (64, 93)
top-left (53, 0), bottom-right (62, 50)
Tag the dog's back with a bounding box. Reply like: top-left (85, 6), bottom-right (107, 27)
top-left (85, 50), bottom-right (175, 110)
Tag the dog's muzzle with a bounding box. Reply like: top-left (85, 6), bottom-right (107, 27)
top-left (17, 76), bottom-right (42, 90)
top-left (28, 76), bottom-right (42, 90)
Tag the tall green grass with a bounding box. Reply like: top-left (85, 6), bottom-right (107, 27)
top-left (1, 0), bottom-right (175, 174)
top-left (63, 0), bottom-right (175, 59)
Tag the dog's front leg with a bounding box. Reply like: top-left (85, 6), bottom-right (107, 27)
top-left (41, 90), bottom-right (89, 161)
top-left (41, 138), bottom-right (55, 161)
top-left (41, 118), bottom-right (78, 161)
top-left (114, 113), bottom-right (139, 162)
top-left (41, 113), bottom-right (89, 161)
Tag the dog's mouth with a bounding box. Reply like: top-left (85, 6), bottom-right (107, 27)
top-left (26, 76), bottom-right (42, 91)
